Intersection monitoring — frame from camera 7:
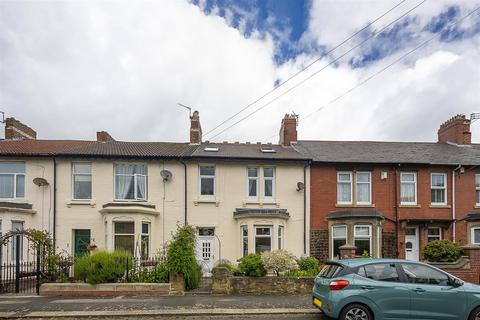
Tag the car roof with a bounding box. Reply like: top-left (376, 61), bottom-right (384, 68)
top-left (332, 258), bottom-right (409, 268)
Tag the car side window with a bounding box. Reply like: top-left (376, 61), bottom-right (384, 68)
top-left (357, 263), bottom-right (400, 282)
top-left (401, 263), bottom-right (449, 286)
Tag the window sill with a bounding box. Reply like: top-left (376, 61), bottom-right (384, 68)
top-left (429, 204), bottom-right (451, 209)
top-left (398, 204), bottom-right (421, 208)
top-left (335, 203), bottom-right (375, 208)
top-left (67, 200), bottom-right (96, 208)
top-left (194, 199), bottom-right (220, 207)
top-left (475, 205), bottom-right (480, 209)
top-left (242, 200), bottom-right (280, 208)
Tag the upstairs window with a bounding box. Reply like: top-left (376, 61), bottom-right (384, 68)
top-left (476, 174), bottom-right (480, 206)
top-left (0, 162), bottom-right (25, 199)
top-left (114, 164), bottom-right (147, 200)
top-left (400, 172), bottom-right (417, 205)
top-left (356, 172), bottom-right (372, 204)
top-left (337, 172), bottom-right (353, 204)
top-left (247, 168), bottom-right (258, 199)
top-left (72, 163), bottom-right (92, 200)
top-left (337, 171), bottom-right (371, 205)
top-left (263, 168), bottom-right (275, 200)
top-left (199, 165), bottom-right (215, 197)
top-left (431, 173), bottom-right (447, 205)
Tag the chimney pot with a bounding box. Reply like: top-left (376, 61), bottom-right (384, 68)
top-left (279, 113), bottom-right (298, 146)
top-left (437, 114), bottom-right (471, 145)
top-left (5, 117), bottom-right (37, 140)
top-left (190, 110), bottom-right (202, 144)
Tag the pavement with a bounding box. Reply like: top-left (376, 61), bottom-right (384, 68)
top-left (0, 294), bottom-right (325, 319)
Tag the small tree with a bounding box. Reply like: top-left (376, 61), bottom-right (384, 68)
top-left (261, 250), bottom-right (298, 276)
top-left (423, 240), bottom-right (463, 262)
top-left (238, 254), bottom-right (267, 277)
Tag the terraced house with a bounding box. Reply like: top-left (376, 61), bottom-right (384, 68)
top-left (0, 113), bottom-right (310, 273)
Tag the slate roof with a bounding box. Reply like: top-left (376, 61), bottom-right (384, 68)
top-left (294, 140), bottom-right (480, 166)
top-left (0, 139), bottom-right (95, 156)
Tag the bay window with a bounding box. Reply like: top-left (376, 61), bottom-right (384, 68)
top-left (332, 225), bottom-right (347, 259)
top-left (241, 225), bottom-right (248, 257)
top-left (278, 225), bottom-right (284, 250)
top-left (114, 164), bottom-right (147, 201)
top-left (337, 172), bottom-right (352, 204)
top-left (255, 226), bottom-right (272, 253)
top-left (73, 163), bottom-right (92, 200)
top-left (400, 172), bottom-right (417, 205)
top-left (0, 162), bottom-right (25, 199)
top-left (114, 221), bottom-right (135, 255)
top-left (199, 165), bottom-right (215, 196)
top-left (431, 173), bottom-right (447, 205)
top-left (354, 225), bottom-right (372, 257)
top-left (140, 222), bottom-right (150, 260)
top-left (472, 227), bottom-right (480, 245)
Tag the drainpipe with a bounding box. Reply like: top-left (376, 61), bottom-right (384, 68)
top-left (52, 157), bottom-right (57, 252)
top-left (452, 164), bottom-right (462, 243)
top-left (181, 160), bottom-right (188, 226)
top-left (303, 164), bottom-right (308, 255)
top-left (394, 165), bottom-right (400, 258)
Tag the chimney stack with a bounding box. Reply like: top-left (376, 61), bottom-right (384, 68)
top-left (437, 114), bottom-right (471, 145)
top-left (190, 110), bottom-right (202, 144)
top-left (279, 113), bottom-right (298, 146)
top-left (96, 131), bottom-right (115, 142)
top-left (5, 117), bottom-right (37, 140)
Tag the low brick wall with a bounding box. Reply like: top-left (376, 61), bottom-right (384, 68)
top-left (434, 246), bottom-right (480, 284)
top-left (212, 268), bottom-right (314, 295)
top-left (40, 283), bottom-right (172, 296)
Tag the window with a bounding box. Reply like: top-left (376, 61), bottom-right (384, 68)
top-left (278, 225), bottom-right (284, 250)
top-left (114, 164), bottom-right (147, 200)
top-left (199, 165), bottom-right (215, 196)
top-left (141, 223), bottom-right (150, 260)
top-left (319, 264), bottom-right (343, 278)
top-left (357, 263), bottom-right (400, 282)
top-left (247, 168), bottom-right (258, 199)
top-left (72, 163), bottom-right (92, 200)
top-left (400, 172), bottom-right (417, 205)
top-left (11, 221), bottom-right (24, 261)
top-left (356, 172), bottom-right (372, 204)
top-left (198, 227), bottom-right (215, 236)
top-left (337, 172), bottom-right (352, 204)
top-left (241, 225), bottom-right (248, 257)
top-left (401, 263), bottom-right (449, 286)
top-left (255, 226), bottom-right (272, 253)
top-left (354, 225), bottom-right (372, 256)
top-left (471, 227), bottom-right (480, 245)
top-left (431, 173), bottom-right (447, 205)
top-left (0, 162), bottom-right (25, 199)
top-left (114, 222), bottom-right (135, 255)
top-left (427, 227), bottom-right (442, 242)
top-left (332, 225), bottom-right (347, 259)
top-left (476, 174), bottom-right (480, 206)
top-left (263, 168), bottom-right (275, 200)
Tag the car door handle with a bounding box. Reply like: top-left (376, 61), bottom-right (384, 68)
top-left (361, 286), bottom-right (375, 290)
top-left (413, 288), bottom-right (426, 293)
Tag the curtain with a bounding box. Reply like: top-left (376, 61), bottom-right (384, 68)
top-left (264, 180), bottom-right (273, 197)
top-left (115, 165), bottom-right (135, 199)
top-left (0, 174), bottom-right (14, 198)
top-left (356, 183), bottom-right (370, 203)
top-left (248, 179), bottom-right (257, 197)
top-left (401, 183), bottom-right (415, 202)
top-left (136, 175), bottom-right (146, 199)
top-left (337, 182), bottom-right (351, 202)
top-left (15, 175), bottom-right (25, 198)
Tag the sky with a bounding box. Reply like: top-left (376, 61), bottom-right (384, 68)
top-left (0, 0), bottom-right (479, 143)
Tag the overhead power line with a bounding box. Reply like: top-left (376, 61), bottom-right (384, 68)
top-left (207, 0), bottom-right (428, 141)
top-left (262, 5), bottom-right (480, 142)
top-left (202, 0), bottom-right (409, 138)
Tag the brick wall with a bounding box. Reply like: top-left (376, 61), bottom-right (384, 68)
top-left (310, 229), bottom-right (329, 261)
top-left (382, 232), bottom-right (397, 258)
top-left (438, 246), bottom-right (480, 284)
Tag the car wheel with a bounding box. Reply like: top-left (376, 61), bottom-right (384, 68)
top-left (469, 307), bottom-right (480, 320)
top-left (339, 304), bottom-right (372, 320)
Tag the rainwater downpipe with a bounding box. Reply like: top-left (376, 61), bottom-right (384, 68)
top-left (181, 160), bottom-right (188, 226)
top-left (303, 163), bottom-right (308, 255)
top-left (452, 164), bottom-right (462, 243)
top-left (53, 157), bottom-right (57, 252)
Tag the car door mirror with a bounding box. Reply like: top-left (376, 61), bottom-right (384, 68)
top-left (450, 278), bottom-right (463, 288)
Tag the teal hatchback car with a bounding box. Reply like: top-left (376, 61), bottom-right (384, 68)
top-left (312, 258), bottom-right (480, 320)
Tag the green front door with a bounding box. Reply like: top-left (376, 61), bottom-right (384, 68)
top-left (74, 229), bottom-right (91, 256)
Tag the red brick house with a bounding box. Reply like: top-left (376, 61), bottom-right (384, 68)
top-left (292, 114), bottom-right (480, 261)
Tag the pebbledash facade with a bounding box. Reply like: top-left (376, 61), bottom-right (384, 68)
top-left (294, 114), bottom-right (480, 262)
top-left (0, 113), bottom-right (310, 272)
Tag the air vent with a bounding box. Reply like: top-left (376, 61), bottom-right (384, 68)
top-left (260, 147), bottom-right (276, 153)
top-left (204, 147), bottom-right (219, 152)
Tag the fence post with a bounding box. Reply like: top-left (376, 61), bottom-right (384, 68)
top-left (36, 243), bottom-right (41, 295)
top-left (15, 235), bottom-right (20, 294)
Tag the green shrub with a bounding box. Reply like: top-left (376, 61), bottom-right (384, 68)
top-left (74, 251), bottom-right (131, 284)
top-left (130, 262), bottom-right (169, 283)
top-left (283, 269), bottom-right (318, 277)
top-left (216, 263), bottom-right (241, 276)
top-left (423, 240), bottom-right (463, 262)
top-left (298, 256), bottom-right (320, 272)
top-left (167, 225), bottom-right (202, 290)
top-left (238, 254), bottom-right (266, 277)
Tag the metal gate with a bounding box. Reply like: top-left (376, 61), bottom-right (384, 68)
top-left (0, 230), bottom-right (48, 295)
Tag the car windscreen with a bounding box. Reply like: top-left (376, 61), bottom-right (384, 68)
top-left (318, 264), bottom-right (343, 278)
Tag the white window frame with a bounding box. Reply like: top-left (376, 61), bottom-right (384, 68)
top-left (199, 164), bottom-right (216, 198)
top-left (331, 225), bottom-right (347, 259)
top-left (246, 167), bottom-right (259, 201)
top-left (476, 174), bottom-right (480, 207)
top-left (72, 162), bottom-right (92, 200)
top-left (254, 225), bottom-right (272, 254)
top-left (113, 164), bottom-right (147, 201)
top-left (400, 172), bottom-right (417, 205)
top-left (431, 173), bottom-right (447, 205)
top-left (0, 162), bottom-right (26, 200)
top-left (278, 225), bottom-right (284, 250)
top-left (337, 172), bottom-right (353, 204)
top-left (427, 227), bottom-right (442, 242)
top-left (140, 222), bottom-right (150, 260)
top-left (263, 167), bottom-right (276, 202)
top-left (354, 225), bottom-right (372, 256)
top-left (241, 225), bottom-right (248, 257)
top-left (356, 171), bottom-right (372, 205)
top-left (471, 227), bottom-right (480, 245)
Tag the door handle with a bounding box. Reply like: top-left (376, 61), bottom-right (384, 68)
top-left (413, 288), bottom-right (426, 293)
top-left (361, 286), bottom-right (375, 290)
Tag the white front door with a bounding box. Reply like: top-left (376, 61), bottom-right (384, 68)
top-left (197, 228), bottom-right (215, 275)
top-left (405, 227), bottom-right (419, 261)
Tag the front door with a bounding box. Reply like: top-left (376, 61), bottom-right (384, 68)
top-left (197, 228), bottom-right (215, 275)
top-left (405, 227), bottom-right (419, 261)
top-left (74, 229), bottom-right (91, 256)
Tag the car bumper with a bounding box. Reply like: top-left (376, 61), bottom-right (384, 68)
top-left (312, 291), bottom-right (339, 318)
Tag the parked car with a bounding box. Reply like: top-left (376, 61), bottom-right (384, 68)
top-left (312, 258), bottom-right (480, 320)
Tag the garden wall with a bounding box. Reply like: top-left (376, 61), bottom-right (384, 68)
top-left (434, 246), bottom-right (480, 284)
top-left (211, 268), bottom-right (314, 295)
top-left (40, 283), bottom-right (172, 296)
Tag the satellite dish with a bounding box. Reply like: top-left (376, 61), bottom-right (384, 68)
top-left (160, 170), bottom-right (173, 181)
top-left (296, 182), bottom-right (305, 192)
top-left (33, 177), bottom-right (49, 186)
